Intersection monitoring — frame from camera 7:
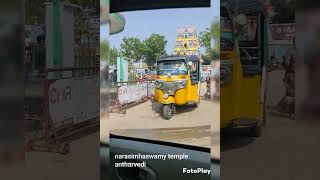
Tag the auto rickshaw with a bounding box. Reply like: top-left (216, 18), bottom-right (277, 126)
top-left (153, 55), bottom-right (201, 120)
top-left (220, 0), bottom-right (268, 137)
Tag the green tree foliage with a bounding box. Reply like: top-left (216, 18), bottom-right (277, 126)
top-left (75, 13), bottom-right (89, 40)
top-left (198, 18), bottom-right (220, 64)
top-left (211, 18), bottom-right (220, 59)
top-left (120, 37), bottom-right (145, 62)
top-left (100, 40), bottom-right (109, 61)
top-left (119, 34), bottom-right (167, 67)
top-left (109, 47), bottom-right (119, 65)
top-left (143, 34), bottom-right (167, 67)
top-left (270, 0), bottom-right (295, 23)
top-left (25, 0), bottom-right (46, 24)
top-left (199, 28), bottom-right (211, 51)
top-left (198, 28), bottom-right (211, 65)
top-left (25, 0), bottom-right (99, 25)
top-left (100, 40), bottom-right (119, 65)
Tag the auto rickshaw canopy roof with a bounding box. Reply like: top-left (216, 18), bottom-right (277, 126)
top-left (186, 55), bottom-right (201, 62)
top-left (110, 0), bottom-right (210, 13)
top-left (157, 55), bottom-right (200, 62)
top-left (224, 0), bottom-right (267, 15)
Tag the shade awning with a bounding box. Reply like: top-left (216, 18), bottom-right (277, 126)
top-left (110, 0), bottom-right (210, 13)
top-left (223, 0), bottom-right (266, 15)
top-left (100, 0), bottom-right (126, 34)
top-left (110, 13), bottom-right (126, 34)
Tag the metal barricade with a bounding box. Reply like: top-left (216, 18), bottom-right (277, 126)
top-left (110, 80), bottom-right (155, 113)
top-left (25, 66), bottom-right (99, 154)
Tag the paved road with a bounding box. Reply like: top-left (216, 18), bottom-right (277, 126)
top-left (220, 69), bottom-right (310, 180)
top-left (25, 133), bottom-right (100, 180)
top-left (101, 82), bottom-right (220, 153)
top-left (111, 126), bottom-right (211, 148)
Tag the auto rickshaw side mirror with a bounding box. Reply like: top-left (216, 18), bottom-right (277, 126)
top-left (235, 14), bottom-right (247, 37)
top-left (236, 14), bottom-right (247, 25)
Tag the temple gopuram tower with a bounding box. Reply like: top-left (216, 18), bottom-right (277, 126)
top-left (174, 26), bottom-right (200, 56)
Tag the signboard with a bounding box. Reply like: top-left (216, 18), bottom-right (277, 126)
top-left (270, 23), bottom-right (295, 40)
top-left (49, 76), bottom-right (99, 125)
top-left (46, 3), bottom-right (77, 78)
top-left (118, 83), bottom-right (154, 104)
top-left (117, 57), bottom-right (128, 83)
top-left (201, 65), bottom-right (211, 72)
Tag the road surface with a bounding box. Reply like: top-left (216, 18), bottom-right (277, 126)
top-left (220, 69), bottom-right (318, 180)
top-left (101, 82), bottom-right (220, 156)
top-left (24, 133), bottom-right (100, 180)
top-left (111, 126), bottom-right (211, 148)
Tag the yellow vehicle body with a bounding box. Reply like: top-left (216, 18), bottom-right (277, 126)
top-left (153, 55), bottom-right (201, 120)
top-left (154, 74), bottom-right (199, 105)
top-left (220, 57), bottom-right (263, 128)
top-left (220, 0), bottom-right (267, 136)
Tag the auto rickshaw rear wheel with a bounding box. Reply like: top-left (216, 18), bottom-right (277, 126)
top-left (194, 98), bottom-right (200, 108)
top-left (163, 104), bottom-right (173, 120)
top-left (194, 103), bottom-right (198, 108)
top-left (249, 123), bottom-right (262, 137)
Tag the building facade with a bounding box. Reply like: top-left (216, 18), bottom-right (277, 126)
top-left (174, 26), bottom-right (200, 56)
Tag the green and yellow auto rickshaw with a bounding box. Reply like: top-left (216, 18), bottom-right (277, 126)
top-left (153, 55), bottom-right (201, 120)
top-left (220, 0), bottom-right (268, 137)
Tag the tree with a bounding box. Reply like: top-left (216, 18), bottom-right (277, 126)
top-left (199, 28), bottom-right (212, 65)
top-left (25, 0), bottom-right (99, 25)
top-left (109, 47), bottom-right (119, 65)
top-left (100, 40), bottom-right (119, 65)
top-left (198, 28), bottom-right (212, 65)
top-left (211, 19), bottom-right (220, 59)
top-left (120, 37), bottom-right (145, 62)
top-left (143, 34), bottom-right (167, 67)
top-left (25, 0), bottom-right (46, 24)
top-left (270, 0), bottom-right (295, 23)
top-left (75, 13), bottom-right (89, 41)
top-left (199, 28), bottom-right (211, 52)
top-left (198, 19), bottom-right (220, 65)
top-left (100, 40), bottom-right (109, 61)
top-left (119, 34), bottom-right (167, 67)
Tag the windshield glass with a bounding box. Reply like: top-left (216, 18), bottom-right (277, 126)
top-left (104, 3), bottom-right (220, 159)
top-left (221, 6), bottom-right (234, 51)
top-left (157, 60), bottom-right (188, 75)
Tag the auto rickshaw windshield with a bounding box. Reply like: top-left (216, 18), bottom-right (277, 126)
top-left (221, 6), bottom-right (234, 51)
top-left (156, 60), bottom-right (188, 75)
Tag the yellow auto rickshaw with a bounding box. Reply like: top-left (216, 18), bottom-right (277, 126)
top-left (153, 55), bottom-right (200, 120)
top-left (220, 0), bottom-right (268, 137)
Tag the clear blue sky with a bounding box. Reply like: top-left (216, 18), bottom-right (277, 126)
top-left (101, 0), bottom-right (219, 54)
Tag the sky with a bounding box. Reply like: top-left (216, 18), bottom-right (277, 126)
top-left (101, 0), bottom-right (220, 54)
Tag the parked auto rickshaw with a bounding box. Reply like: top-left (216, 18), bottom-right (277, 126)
top-left (220, 0), bottom-right (268, 137)
top-left (153, 55), bottom-right (201, 120)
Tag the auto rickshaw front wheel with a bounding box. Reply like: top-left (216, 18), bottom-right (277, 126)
top-left (163, 104), bottom-right (174, 120)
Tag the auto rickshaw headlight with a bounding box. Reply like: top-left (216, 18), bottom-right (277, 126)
top-left (176, 80), bottom-right (187, 89)
top-left (163, 93), bottom-right (169, 99)
top-left (155, 80), bottom-right (162, 88)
